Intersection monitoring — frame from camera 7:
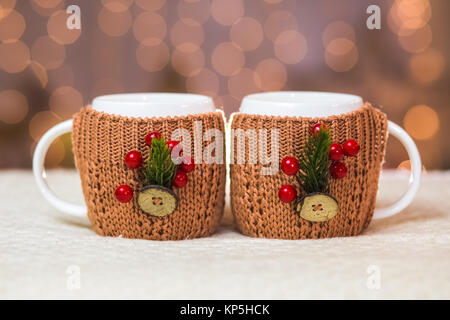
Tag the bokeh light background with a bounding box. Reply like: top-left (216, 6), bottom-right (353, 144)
top-left (0, 0), bottom-right (448, 169)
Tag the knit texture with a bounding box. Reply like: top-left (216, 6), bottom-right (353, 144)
top-left (230, 103), bottom-right (388, 239)
top-left (72, 107), bottom-right (226, 240)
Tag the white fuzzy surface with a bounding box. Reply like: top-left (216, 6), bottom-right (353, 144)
top-left (0, 170), bottom-right (449, 299)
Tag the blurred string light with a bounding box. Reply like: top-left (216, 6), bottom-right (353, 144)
top-left (274, 30), bottom-right (307, 64)
top-left (403, 104), bottom-right (439, 140)
top-left (388, 0), bottom-right (433, 54)
top-left (135, 0), bottom-right (165, 11)
top-left (230, 17), bottom-right (263, 52)
top-left (0, 40), bottom-right (30, 73)
top-left (254, 58), bottom-right (287, 91)
top-left (133, 11), bottom-right (166, 45)
top-left (98, 5), bottom-right (132, 37)
top-left (177, 0), bottom-right (210, 25)
top-left (136, 42), bottom-right (170, 72)
top-left (101, 0), bottom-right (133, 12)
top-left (29, 61), bottom-right (49, 88)
top-left (388, 0), bottom-right (431, 36)
top-left (185, 68), bottom-right (219, 96)
top-left (171, 43), bottom-right (205, 77)
top-left (0, 0), bottom-right (16, 19)
top-left (49, 86), bottom-right (83, 119)
top-left (264, 10), bottom-right (298, 42)
top-left (0, 9), bottom-right (25, 41)
top-left (170, 20), bottom-right (204, 48)
top-left (211, 42), bottom-right (244, 76)
top-left (47, 9), bottom-right (81, 44)
top-left (324, 38), bottom-right (358, 72)
top-left (28, 110), bottom-right (61, 141)
top-left (0, 89), bottom-right (29, 124)
top-left (322, 20), bottom-right (358, 72)
top-left (31, 36), bottom-right (66, 70)
top-left (408, 48), bottom-right (445, 84)
top-left (31, 0), bottom-right (65, 17)
top-left (211, 0), bottom-right (244, 26)
top-left (228, 68), bottom-right (260, 100)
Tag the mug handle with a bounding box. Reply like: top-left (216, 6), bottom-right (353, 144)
top-left (373, 121), bottom-right (421, 219)
top-left (32, 119), bottom-right (87, 217)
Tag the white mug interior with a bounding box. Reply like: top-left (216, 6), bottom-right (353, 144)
top-left (92, 93), bottom-right (216, 117)
top-left (240, 91), bottom-right (363, 117)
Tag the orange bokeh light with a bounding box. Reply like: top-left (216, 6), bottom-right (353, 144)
top-left (264, 10), bottom-right (298, 42)
top-left (0, 9), bottom-right (25, 42)
top-left (47, 10), bottom-right (81, 45)
top-left (228, 68), bottom-right (261, 100)
top-left (171, 44), bottom-right (205, 77)
top-left (101, 0), bottom-right (133, 12)
top-left (186, 68), bottom-right (219, 96)
top-left (0, 40), bottom-right (30, 73)
top-left (255, 58), bottom-right (287, 91)
top-left (135, 0), bottom-right (166, 11)
top-left (0, 89), bottom-right (29, 124)
top-left (325, 38), bottom-right (358, 72)
top-left (29, 110), bottom-right (62, 141)
top-left (398, 24), bottom-right (432, 53)
top-left (409, 48), bottom-right (445, 85)
top-left (230, 17), bottom-right (263, 52)
top-left (177, 0), bottom-right (210, 25)
top-left (49, 86), bottom-right (84, 119)
top-left (29, 61), bottom-right (49, 88)
top-left (170, 20), bottom-right (204, 48)
top-left (211, 0), bottom-right (244, 26)
top-left (136, 42), bottom-right (170, 72)
top-left (322, 20), bottom-right (355, 47)
top-left (403, 105), bottom-right (439, 140)
top-left (211, 42), bottom-right (244, 76)
top-left (133, 11), bottom-right (166, 45)
top-left (98, 6), bottom-right (132, 37)
top-left (0, 0), bottom-right (16, 19)
top-left (274, 30), bottom-right (308, 65)
top-left (31, 0), bottom-right (64, 17)
top-left (31, 36), bottom-right (65, 70)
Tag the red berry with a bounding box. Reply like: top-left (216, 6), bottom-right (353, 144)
top-left (167, 140), bottom-right (180, 151)
top-left (330, 161), bottom-right (348, 179)
top-left (180, 156), bottom-right (195, 173)
top-left (124, 150), bottom-right (142, 169)
top-left (281, 156), bottom-right (299, 176)
top-left (173, 170), bottom-right (188, 188)
top-left (311, 123), bottom-right (327, 135)
top-left (145, 131), bottom-right (161, 146)
top-left (343, 139), bottom-right (360, 157)
top-left (278, 185), bottom-right (297, 203)
top-left (115, 185), bottom-right (133, 203)
top-left (329, 143), bottom-right (344, 161)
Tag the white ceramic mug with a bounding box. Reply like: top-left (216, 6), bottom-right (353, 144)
top-left (237, 91), bottom-right (421, 219)
top-left (33, 93), bottom-right (216, 218)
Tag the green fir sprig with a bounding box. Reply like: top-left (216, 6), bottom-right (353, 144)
top-left (143, 137), bottom-right (176, 188)
top-left (297, 128), bottom-right (332, 194)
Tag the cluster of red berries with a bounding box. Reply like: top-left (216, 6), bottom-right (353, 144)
top-left (114, 131), bottom-right (195, 203)
top-left (278, 123), bottom-right (360, 203)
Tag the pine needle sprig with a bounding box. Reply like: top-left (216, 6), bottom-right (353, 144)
top-left (143, 137), bottom-right (176, 188)
top-left (297, 128), bottom-right (332, 194)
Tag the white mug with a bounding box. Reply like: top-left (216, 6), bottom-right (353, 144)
top-left (237, 91), bottom-right (421, 219)
top-left (33, 93), bottom-right (216, 218)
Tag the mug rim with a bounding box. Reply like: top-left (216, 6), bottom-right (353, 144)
top-left (240, 91), bottom-right (363, 117)
top-left (92, 92), bottom-right (216, 117)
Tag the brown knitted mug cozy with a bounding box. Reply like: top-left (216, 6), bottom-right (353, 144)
top-left (72, 107), bottom-right (226, 240)
top-left (230, 103), bottom-right (388, 239)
